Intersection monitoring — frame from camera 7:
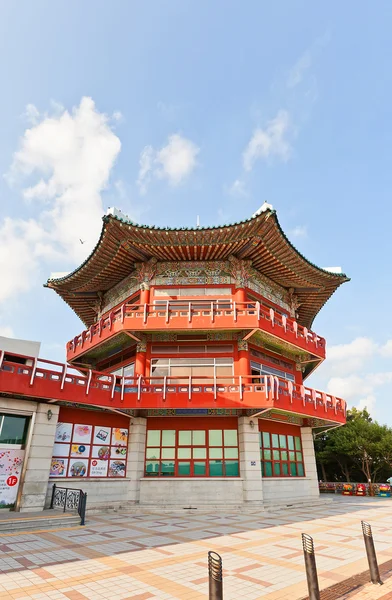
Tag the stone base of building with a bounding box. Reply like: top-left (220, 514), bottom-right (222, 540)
top-left (1, 398), bottom-right (322, 515)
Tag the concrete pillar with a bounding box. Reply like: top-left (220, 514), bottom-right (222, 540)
top-left (20, 403), bottom-right (60, 512)
top-left (300, 427), bottom-right (320, 498)
top-left (126, 417), bottom-right (147, 504)
top-left (238, 416), bottom-right (263, 506)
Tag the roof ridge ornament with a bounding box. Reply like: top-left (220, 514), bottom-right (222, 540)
top-left (252, 201), bottom-right (273, 218)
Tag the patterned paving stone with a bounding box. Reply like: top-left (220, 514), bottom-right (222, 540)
top-left (0, 497), bottom-right (392, 598)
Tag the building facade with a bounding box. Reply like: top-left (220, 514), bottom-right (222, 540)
top-left (0, 204), bottom-right (349, 511)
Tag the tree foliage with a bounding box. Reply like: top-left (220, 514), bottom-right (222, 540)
top-left (315, 408), bottom-right (392, 483)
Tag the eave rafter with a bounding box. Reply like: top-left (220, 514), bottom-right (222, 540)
top-left (46, 208), bottom-right (349, 328)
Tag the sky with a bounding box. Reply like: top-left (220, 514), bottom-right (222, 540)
top-left (0, 2), bottom-right (392, 422)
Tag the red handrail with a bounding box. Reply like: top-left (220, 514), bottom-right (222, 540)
top-left (67, 301), bottom-right (325, 354)
top-left (0, 352), bottom-right (345, 418)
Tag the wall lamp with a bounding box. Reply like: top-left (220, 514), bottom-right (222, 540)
top-left (47, 409), bottom-right (53, 421)
top-left (249, 420), bottom-right (255, 429)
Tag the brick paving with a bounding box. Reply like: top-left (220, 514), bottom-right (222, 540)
top-left (0, 496), bottom-right (392, 599)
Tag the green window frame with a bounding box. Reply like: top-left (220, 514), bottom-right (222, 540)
top-left (259, 431), bottom-right (305, 478)
top-left (145, 428), bottom-right (239, 477)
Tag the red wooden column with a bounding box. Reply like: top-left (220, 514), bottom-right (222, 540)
top-left (135, 340), bottom-right (147, 377)
top-left (235, 287), bottom-right (246, 304)
top-left (237, 340), bottom-right (251, 380)
top-left (140, 284), bottom-right (150, 306)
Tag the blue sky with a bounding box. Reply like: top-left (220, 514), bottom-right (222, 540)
top-left (0, 2), bottom-right (391, 422)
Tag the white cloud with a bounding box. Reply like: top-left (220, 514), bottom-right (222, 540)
top-left (290, 225), bottom-right (307, 238)
top-left (243, 110), bottom-right (291, 171)
top-left (137, 134), bottom-right (199, 193)
top-left (287, 52), bottom-right (312, 89)
top-left (327, 337), bottom-right (378, 375)
top-left (227, 179), bottom-right (247, 197)
top-left (2, 96), bottom-right (121, 305)
top-left (380, 340), bottom-right (392, 357)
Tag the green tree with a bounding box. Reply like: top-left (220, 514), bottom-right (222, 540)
top-left (315, 408), bottom-right (392, 483)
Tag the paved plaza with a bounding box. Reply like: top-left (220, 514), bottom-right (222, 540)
top-left (0, 497), bottom-right (392, 599)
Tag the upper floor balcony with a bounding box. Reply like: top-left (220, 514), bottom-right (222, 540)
top-left (66, 300), bottom-right (326, 363)
top-left (0, 351), bottom-right (345, 425)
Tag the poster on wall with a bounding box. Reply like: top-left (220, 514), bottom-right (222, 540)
top-left (68, 459), bottom-right (88, 477)
top-left (93, 426), bottom-right (111, 445)
top-left (91, 446), bottom-right (110, 461)
top-left (0, 449), bottom-right (25, 507)
top-left (55, 422), bottom-right (72, 443)
top-left (112, 428), bottom-right (128, 446)
top-left (90, 459), bottom-right (108, 477)
top-left (111, 446), bottom-right (127, 459)
top-left (52, 443), bottom-right (70, 457)
top-left (109, 460), bottom-right (126, 477)
top-left (50, 458), bottom-right (68, 477)
top-left (72, 424), bottom-right (92, 444)
top-left (71, 444), bottom-right (90, 458)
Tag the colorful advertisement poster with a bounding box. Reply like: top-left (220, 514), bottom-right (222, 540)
top-left (52, 443), bottom-right (70, 457)
top-left (91, 446), bottom-right (110, 461)
top-left (112, 428), bottom-right (128, 446)
top-left (90, 459), bottom-right (108, 477)
top-left (109, 460), bottom-right (126, 477)
top-left (68, 459), bottom-right (88, 477)
top-left (71, 444), bottom-right (90, 458)
top-left (55, 422), bottom-right (72, 443)
top-left (93, 426), bottom-right (111, 445)
top-left (50, 458), bottom-right (68, 477)
top-left (111, 446), bottom-right (127, 459)
top-left (0, 449), bottom-right (25, 507)
top-left (72, 424), bottom-right (92, 444)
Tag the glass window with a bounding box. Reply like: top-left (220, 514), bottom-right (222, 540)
top-left (161, 461), bottom-right (175, 476)
top-left (162, 430), bottom-right (175, 447)
top-left (178, 448), bottom-right (191, 459)
top-left (209, 461), bottom-right (223, 476)
top-left (209, 430), bottom-right (223, 446)
top-left (161, 448), bottom-right (175, 459)
top-left (194, 462), bottom-right (206, 475)
top-left (259, 431), bottom-right (304, 478)
top-left (178, 462), bottom-right (191, 476)
top-left (0, 415), bottom-right (29, 444)
top-left (225, 461), bottom-right (239, 476)
top-left (147, 430), bottom-right (160, 446)
top-left (193, 448), bottom-right (207, 459)
top-left (192, 431), bottom-right (205, 445)
top-left (262, 432), bottom-right (270, 448)
top-left (224, 430), bottom-right (238, 446)
top-left (179, 431), bottom-right (191, 445)
top-left (224, 448), bottom-right (238, 459)
top-left (146, 447), bottom-right (160, 460)
top-left (145, 427), bottom-right (239, 477)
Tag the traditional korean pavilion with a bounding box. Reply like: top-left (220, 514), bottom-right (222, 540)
top-left (0, 203), bottom-right (349, 511)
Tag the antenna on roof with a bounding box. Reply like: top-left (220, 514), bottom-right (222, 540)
top-left (196, 215), bottom-right (200, 228)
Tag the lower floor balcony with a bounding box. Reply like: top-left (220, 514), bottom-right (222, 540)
top-left (0, 351), bottom-right (346, 426)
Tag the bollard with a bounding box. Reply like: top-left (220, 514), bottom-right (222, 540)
top-left (361, 521), bottom-right (383, 585)
top-left (301, 534), bottom-right (320, 600)
top-left (208, 551), bottom-right (223, 600)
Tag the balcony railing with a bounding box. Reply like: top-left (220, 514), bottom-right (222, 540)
top-left (67, 301), bottom-right (326, 360)
top-left (0, 351), bottom-right (345, 423)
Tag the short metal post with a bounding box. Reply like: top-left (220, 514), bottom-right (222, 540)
top-left (50, 483), bottom-right (56, 509)
top-left (301, 534), bottom-right (320, 600)
top-left (361, 521), bottom-right (383, 585)
top-left (208, 551), bottom-right (223, 600)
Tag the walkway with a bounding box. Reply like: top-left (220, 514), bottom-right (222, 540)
top-left (0, 497), bottom-right (391, 600)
